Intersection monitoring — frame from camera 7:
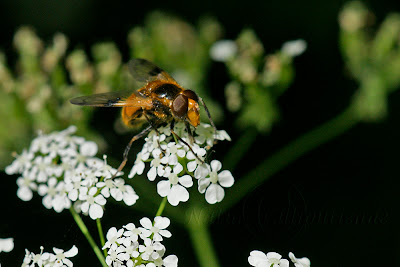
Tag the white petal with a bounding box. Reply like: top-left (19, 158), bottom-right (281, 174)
top-left (0, 238), bottom-right (14, 253)
top-left (64, 245), bottom-right (78, 257)
top-left (170, 185), bottom-right (189, 206)
top-left (89, 204), bottom-right (104, 219)
top-left (163, 255), bottom-right (178, 267)
top-left (154, 216), bottom-right (170, 229)
top-left (17, 187), bottom-right (33, 201)
top-left (205, 184), bottom-right (225, 204)
top-left (80, 202), bottom-right (89, 213)
top-left (179, 175), bottom-right (193, 188)
top-left (194, 163), bottom-right (209, 179)
top-left (157, 180), bottom-right (171, 197)
top-left (159, 229), bottom-right (172, 238)
top-left (187, 161), bottom-right (197, 172)
top-left (210, 160), bottom-right (222, 172)
top-left (80, 141), bottom-right (98, 156)
top-left (173, 163), bottom-right (183, 174)
top-left (248, 250), bottom-right (268, 266)
top-left (198, 178), bottom-right (210, 194)
top-left (106, 227), bottom-right (117, 241)
top-left (218, 170), bottom-right (234, 187)
top-left (280, 259), bottom-right (290, 267)
top-left (94, 194), bottom-right (107, 205)
top-left (139, 217), bottom-right (153, 229)
top-left (267, 252), bottom-right (282, 260)
top-left (147, 167), bottom-right (157, 181)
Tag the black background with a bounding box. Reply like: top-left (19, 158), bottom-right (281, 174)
top-left (1, 0), bottom-right (400, 266)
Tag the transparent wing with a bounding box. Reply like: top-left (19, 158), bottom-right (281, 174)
top-left (128, 58), bottom-right (176, 83)
top-left (70, 89), bottom-right (153, 108)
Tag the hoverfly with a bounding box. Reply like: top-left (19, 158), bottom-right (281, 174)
top-left (70, 58), bottom-right (216, 178)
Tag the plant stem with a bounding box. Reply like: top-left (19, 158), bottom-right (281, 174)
top-left (155, 197), bottom-right (168, 217)
top-left (69, 208), bottom-right (108, 267)
top-left (186, 206), bottom-right (220, 267)
top-left (96, 218), bottom-right (107, 258)
top-left (216, 107), bottom-right (358, 214)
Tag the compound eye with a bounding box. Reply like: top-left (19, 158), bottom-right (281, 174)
top-left (172, 94), bottom-right (189, 119)
top-left (182, 90), bottom-right (198, 102)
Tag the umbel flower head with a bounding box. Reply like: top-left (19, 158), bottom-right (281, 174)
top-left (128, 122), bottom-right (234, 205)
top-left (21, 245), bottom-right (78, 267)
top-left (6, 126), bottom-right (139, 219)
top-left (103, 216), bottom-right (178, 267)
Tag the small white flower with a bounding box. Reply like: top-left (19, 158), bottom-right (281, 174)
top-left (38, 177), bottom-right (59, 209)
top-left (31, 156), bottom-right (53, 182)
top-left (249, 251), bottom-right (290, 267)
top-left (139, 216), bottom-right (172, 242)
top-left (110, 178), bottom-right (139, 206)
top-left (0, 238), bottom-right (14, 253)
top-left (210, 40), bottom-right (238, 62)
top-left (289, 252), bottom-right (311, 267)
top-left (197, 160), bottom-right (234, 204)
top-left (103, 227), bottom-right (125, 250)
top-left (16, 173), bottom-right (37, 201)
top-left (52, 182), bottom-right (71, 212)
top-left (5, 149), bottom-right (34, 175)
top-left (157, 164), bottom-right (192, 206)
top-left (79, 186), bottom-right (106, 219)
top-left (281, 39), bottom-right (307, 57)
top-left (49, 245), bottom-right (78, 266)
top-left (186, 145), bottom-right (206, 173)
top-left (138, 238), bottom-right (165, 261)
top-left (128, 151), bottom-right (150, 178)
top-left (147, 156), bottom-right (165, 181)
top-left (123, 223), bottom-right (142, 244)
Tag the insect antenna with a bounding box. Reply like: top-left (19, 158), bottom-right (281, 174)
top-left (110, 125), bottom-right (153, 179)
top-left (198, 96), bottom-right (217, 132)
top-left (185, 121), bottom-right (195, 145)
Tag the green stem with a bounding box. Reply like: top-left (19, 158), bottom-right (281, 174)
top-left (69, 208), bottom-right (108, 267)
top-left (216, 107), bottom-right (358, 214)
top-left (155, 197), bottom-right (168, 217)
top-left (96, 218), bottom-right (107, 258)
top-left (185, 206), bottom-right (220, 267)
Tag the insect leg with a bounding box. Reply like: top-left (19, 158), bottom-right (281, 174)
top-left (185, 121), bottom-right (195, 145)
top-left (170, 120), bottom-right (205, 164)
top-left (198, 96), bottom-right (217, 132)
top-left (111, 125), bottom-right (153, 179)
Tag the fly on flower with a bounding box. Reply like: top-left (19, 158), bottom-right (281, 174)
top-left (70, 58), bottom-right (216, 178)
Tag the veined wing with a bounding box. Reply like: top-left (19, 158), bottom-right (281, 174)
top-left (128, 58), bottom-right (177, 83)
top-left (70, 89), bottom-right (153, 108)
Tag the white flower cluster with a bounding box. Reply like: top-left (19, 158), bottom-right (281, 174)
top-left (128, 122), bottom-right (234, 205)
top-left (248, 251), bottom-right (310, 267)
top-left (103, 216), bottom-right (178, 267)
top-left (21, 245), bottom-right (78, 267)
top-left (6, 126), bottom-right (139, 220)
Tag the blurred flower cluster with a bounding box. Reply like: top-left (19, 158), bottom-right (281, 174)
top-left (103, 216), bottom-right (177, 267)
top-left (6, 126), bottom-right (138, 219)
top-left (210, 31), bottom-right (306, 132)
top-left (339, 1), bottom-right (400, 121)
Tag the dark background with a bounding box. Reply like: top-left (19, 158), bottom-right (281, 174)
top-left (1, 0), bottom-right (400, 266)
